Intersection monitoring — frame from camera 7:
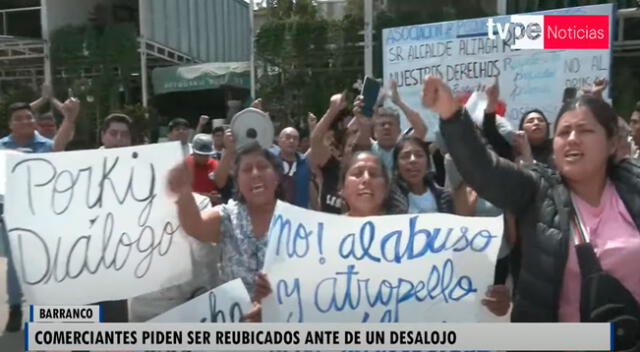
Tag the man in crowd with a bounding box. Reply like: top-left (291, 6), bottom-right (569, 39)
top-left (366, 80), bottom-right (427, 175)
top-left (0, 103), bottom-right (52, 332)
top-left (101, 113), bottom-right (132, 149)
top-left (1, 98), bottom-right (79, 332)
top-left (185, 134), bottom-right (222, 206)
top-left (1, 103), bottom-right (54, 153)
top-left (271, 127), bottom-right (310, 208)
top-left (211, 126), bottom-right (225, 161)
top-left (298, 130), bottom-right (311, 154)
top-left (93, 113), bottom-right (133, 322)
top-left (167, 118), bottom-right (192, 155)
top-left (1, 96), bottom-right (79, 153)
top-left (35, 112), bottom-right (57, 139)
top-left (29, 83), bottom-right (75, 142)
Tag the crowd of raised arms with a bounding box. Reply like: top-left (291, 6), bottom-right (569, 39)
top-left (1, 76), bottom-right (639, 334)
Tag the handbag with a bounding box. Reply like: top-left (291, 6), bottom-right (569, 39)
top-left (571, 203), bottom-right (640, 351)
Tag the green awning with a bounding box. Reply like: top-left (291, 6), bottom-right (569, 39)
top-left (152, 62), bottom-right (250, 95)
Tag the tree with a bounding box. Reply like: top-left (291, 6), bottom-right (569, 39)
top-left (255, 0), bottom-right (493, 129)
top-left (49, 18), bottom-right (140, 148)
top-left (255, 0), bottom-right (362, 130)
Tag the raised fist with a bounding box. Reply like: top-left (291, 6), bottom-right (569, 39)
top-left (421, 75), bottom-right (460, 120)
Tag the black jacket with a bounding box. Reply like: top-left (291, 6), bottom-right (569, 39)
top-left (441, 108), bottom-right (640, 322)
top-left (388, 172), bottom-right (454, 215)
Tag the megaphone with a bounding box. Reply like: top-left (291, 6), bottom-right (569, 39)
top-left (230, 108), bottom-right (274, 150)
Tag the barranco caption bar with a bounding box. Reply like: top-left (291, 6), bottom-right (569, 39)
top-left (25, 323), bottom-right (613, 351)
top-left (30, 305), bottom-right (102, 323)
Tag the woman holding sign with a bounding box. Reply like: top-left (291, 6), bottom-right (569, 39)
top-left (255, 150), bottom-right (511, 319)
top-left (339, 151), bottom-right (391, 217)
top-left (426, 75), bottom-right (640, 342)
top-left (252, 151), bottom-right (392, 317)
top-left (168, 134), bottom-right (283, 320)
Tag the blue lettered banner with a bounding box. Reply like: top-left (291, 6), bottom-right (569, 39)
top-left (382, 3), bottom-right (614, 140)
top-left (149, 279), bottom-right (252, 323)
top-left (262, 201), bottom-right (504, 323)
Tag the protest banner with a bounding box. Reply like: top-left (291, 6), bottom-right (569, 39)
top-left (149, 279), bottom-right (252, 323)
top-left (0, 149), bottom-right (21, 202)
top-left (129, 193), bottom-right (221, 322)
top-left (382, 3), bottom-right (614, 140)
top-left (4, 142), bottom-right (194, 304)
top-left (1, 150), bottom-right (27, 257)
top-left (261, 201), bottom-right (504, 323)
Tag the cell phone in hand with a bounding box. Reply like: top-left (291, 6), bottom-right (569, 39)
top-left (360, 76), bottom-right (381, 118)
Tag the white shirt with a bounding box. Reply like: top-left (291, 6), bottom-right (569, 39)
top-left (407, 190), bottom-right (438, 214)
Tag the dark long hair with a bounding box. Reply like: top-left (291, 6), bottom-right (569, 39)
top-left (338, 151), bottom-right (390, 213)
top-left (554, 95), bottom-right (618, 140)
top-left (518, 109), bottom-right (550, 139)
top-left (554, 95), bottom-right (619, 174)
top-left (392, 135), bottom-right (431, 182)
top-left (391, 135), bottom-right (445, 200)
top-left (232, 141), bottom-right (285, 203)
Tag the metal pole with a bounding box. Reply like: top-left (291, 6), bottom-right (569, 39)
top-left (140, 43), bottom-right (148, 107)
top-left (249, 0), bottom-right (256, 99)
top-left (364, 0), bottom-right (373, 78)
top-left (139, 0), bottom-right (148, 107)
top-left (40, 1), bottom-right (52, 85)
top-left (496, 0), bottom-right (507, 15)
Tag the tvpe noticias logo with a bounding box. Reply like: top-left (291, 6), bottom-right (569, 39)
top-left (487, 15), bottom-right (609, 49)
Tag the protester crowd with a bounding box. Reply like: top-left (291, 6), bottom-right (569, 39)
top-left (1, 74), bottom-right (639, 347)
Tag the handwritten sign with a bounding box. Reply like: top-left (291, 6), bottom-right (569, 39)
top-left (262, 201), bottom-right (504, 323)
top-left (0, 149), bottom-right (21, 202)
top-left (4, 142), bottom-right (193, 304)
top-left (150, 279), bottom-right (252, 323)
top-left (129, 194), bottom-right (221, 322)
top-left (382, 4), bottom-right (613, 140)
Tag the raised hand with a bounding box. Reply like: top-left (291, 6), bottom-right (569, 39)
top-left (251, 98), bottom-right (263, 110)
top-left (389, 79), bottom-right (401, 105)
top-left (329, 93), bottom-right (347, 113)
top-left (198, 115), bottom-right (210, 127)
top-left (307, 112), bottom-right (318, 131)
top-left (590, 77), bottom-right (607, 99)
top-left (352, 95), bottom-right (365, 119)
top-left (421, 75), bottom-right (460, 120)
top-left (61, 98), bottom-right (80, 122)
top-left (167, 162), bottom-right (193, 196)
top-left (223, 129), bottom-right (236, 151)
top-left (512, 131), bottom-right (534, 164)
top-left (485, 77), bottom-right (500, 113)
